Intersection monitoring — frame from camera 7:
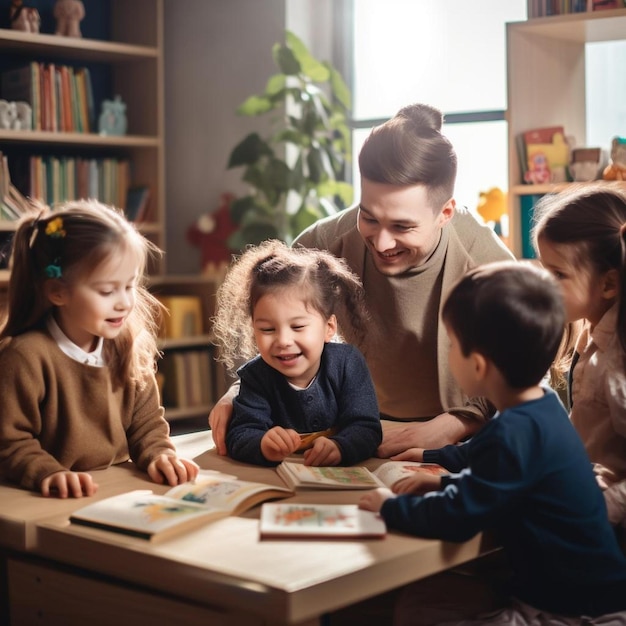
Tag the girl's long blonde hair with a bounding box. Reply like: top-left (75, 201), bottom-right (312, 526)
top-left (0, 200), bottom-right (164, 389)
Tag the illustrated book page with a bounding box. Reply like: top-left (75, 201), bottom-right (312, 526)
top-left (276, 462), bottom-right (385, 490)
top-left (69, 470), bottom-right (293, 543)
top-left (372, 461), bottom-right (447, 490)
top-left (276, 460), bottom-right (447, 492)
top-left (259, 503), bottom-right (386, 539)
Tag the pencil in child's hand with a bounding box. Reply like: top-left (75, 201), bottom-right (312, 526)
top-left (296, 428), bottom-right (337, 451)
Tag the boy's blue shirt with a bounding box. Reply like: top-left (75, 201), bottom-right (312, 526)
top-left (227, 342), bottom-right (381, 466)
top-left (383, 388), bottom-right (626, 616)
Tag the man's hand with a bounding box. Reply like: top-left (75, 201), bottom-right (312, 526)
top-left (377, 412), bottom-right (474, 458)
top-left (40, 470), bottom-right (98, 498)
top-left (208, 388), bottom-right (237, 455)
top-left (261, 427), bottom-right (300, 462)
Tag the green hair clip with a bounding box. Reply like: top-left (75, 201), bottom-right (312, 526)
top-left (44, 263), bottom-right (62, 278)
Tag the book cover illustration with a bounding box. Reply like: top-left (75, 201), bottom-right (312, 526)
top-left (260, 503), bottom-right (386, 538)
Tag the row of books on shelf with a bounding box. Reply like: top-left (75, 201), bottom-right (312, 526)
top-left (24, 155), bottom-right (130, 211)
top-left (1, 62), bottom-right (95, 134)
top-left (0, 152), bottom-right (150, 223)
top-left (159, 349), bottom-right (214, 409)
top-left (529, 0), bottom-right (624, 17)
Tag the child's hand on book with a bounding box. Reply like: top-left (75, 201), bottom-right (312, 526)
top-left (40, 470), bottom-right (98, 498)
top-left (147, 454), bottom-right (199, 486)
top-left (392, 473), bottom-right (441, 496)
top-left (261, 427), bottom-right (301, 462)
top-left (358, 487), bottom-right (394, 514)
top-left (303, 437), bottom-right (341, 466)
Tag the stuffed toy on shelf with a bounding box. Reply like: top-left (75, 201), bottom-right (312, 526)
top-left (186, 193), bottom-right (237, 282)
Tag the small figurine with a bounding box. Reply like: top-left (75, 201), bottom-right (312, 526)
top-left (524, 152), bottom-right (552, 185)
top-left (14, 101), bottom-right (32, 130)
top-left (0, 100), bottom-right (18, 130)
top-left (9, 0), bottom-right (40, 33)
top-left (603, 137), bottom-right (626, 181)
top-left (98, 96), bottom-right (127, 136)
top-left (54, 0), bottom-right (85, 38)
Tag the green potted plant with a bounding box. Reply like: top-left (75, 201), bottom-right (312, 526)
top-left (226, 30), bottom-right (353, 250)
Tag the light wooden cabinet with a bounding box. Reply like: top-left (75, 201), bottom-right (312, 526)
top-left (0, 0), bottom-right (165, 279)
top-left (506, 7), bottom-right (626, 258)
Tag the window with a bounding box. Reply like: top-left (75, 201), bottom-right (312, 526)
top-left (343, 0), bottom-right (527, 214)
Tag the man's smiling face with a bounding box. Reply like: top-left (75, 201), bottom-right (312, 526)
top-left (357, 178), bottom-right (454, 276)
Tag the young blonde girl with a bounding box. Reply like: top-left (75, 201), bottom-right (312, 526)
top-left (212, 239), bottom-right (381, 467)
top-left (533, 182), bottom-right (626, 529)
top-left (0, 201), bottom-right (198, 498)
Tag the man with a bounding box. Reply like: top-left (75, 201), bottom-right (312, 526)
top-left (209, 102), bottom-right (514, 457)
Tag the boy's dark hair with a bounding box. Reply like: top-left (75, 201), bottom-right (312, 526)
top-left (442, 261), bottom-right (565, 388)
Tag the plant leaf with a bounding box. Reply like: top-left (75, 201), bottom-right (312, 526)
top-left (264, 74), bottom-right (286, 97)
top-left (328, 65), bottom-right (352, 110)
top-left (237, 95), bottom-right (274, 117)
top-left (229, 196), bottom-right (257, 224)
top-left (273, 43), bottom-right (301, 75)
top-left (228, 133), bottom-right (273, 168)
top-left (286, 31), bottom-right (330, 83)
top-left (290, 203), bottom-right (324, 237)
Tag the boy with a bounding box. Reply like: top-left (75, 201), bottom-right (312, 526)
top-left (359, 261), bottom-right (626, 625)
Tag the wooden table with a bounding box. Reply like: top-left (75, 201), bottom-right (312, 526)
top-left (2, 430), bottom-right (496, 626)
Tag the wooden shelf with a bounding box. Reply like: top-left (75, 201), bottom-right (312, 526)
top-left (520, 8), bottom-right (626, 43)
top-left (0, 28), bottom-right (158, 63)
top-left (505, 10), bottom-right (626, 257)
top-left (0, 129), bottom-right (160, 147)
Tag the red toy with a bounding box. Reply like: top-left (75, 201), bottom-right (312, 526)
top-left (186, 193), bottom-right (237, 280)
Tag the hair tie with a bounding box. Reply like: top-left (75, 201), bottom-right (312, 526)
top-left (28, 211), bottom-right (46, 249)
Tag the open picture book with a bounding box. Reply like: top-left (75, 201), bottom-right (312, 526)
top-left (69, 470), bottom-right (293, 543)
top-left (276, 460), bottom-right (446, 491)
top-left (260, 503), bottom-right (386, 539)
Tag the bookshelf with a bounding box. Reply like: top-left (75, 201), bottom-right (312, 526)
top-left (0, 0), bottom-right (165, 274)
top-left (506, 7), bottom-right (626, 258)
top-left (0, 2), bottom-right (226, 425)
top-left (149, 275), bottom-right (230, 423)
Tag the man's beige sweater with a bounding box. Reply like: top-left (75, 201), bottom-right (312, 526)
top-left (294, 205), bottom-right (514, 422)
top-left (0, 329), bottom-right (175, 491)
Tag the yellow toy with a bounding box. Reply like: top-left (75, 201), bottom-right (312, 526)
top-left (477, 187), bottom-right (508, 247)
top-left (477, 187), bottom-right (507, 223)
